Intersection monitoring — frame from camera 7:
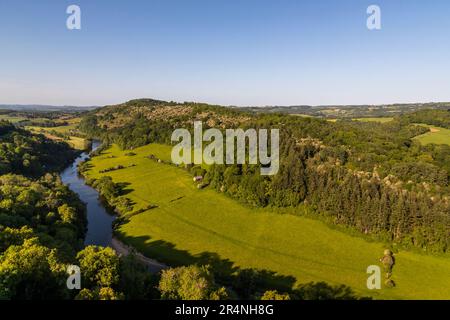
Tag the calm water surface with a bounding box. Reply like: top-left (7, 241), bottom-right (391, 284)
top-left (60, 140), bottom-right (115, 246)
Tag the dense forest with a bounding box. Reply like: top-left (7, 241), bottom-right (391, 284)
top-left (0, 121), bottom-right (77, 176)
top-left (400, 109), bottom-right (450, 129)
top-left (0, 122), bottom-right (161, 300)
top-left (79, 100), bottom-right (450, 253)
top-left (0, 123), bottom-right (86, 298)
top-left (0, 174), bottom-right (86, 299)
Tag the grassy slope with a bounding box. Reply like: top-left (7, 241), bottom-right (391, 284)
top-left (85, 144), bottom-right (450, 300)
top-left (413, 124), bottom-right (450, 146)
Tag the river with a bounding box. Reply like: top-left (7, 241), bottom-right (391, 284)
top-left (60, 140), bottom-right (116, 247)
top-left (59, 141), bottom-right (167, 272)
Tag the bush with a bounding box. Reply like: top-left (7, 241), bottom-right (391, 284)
top-left (260, 290), bottom-right (291, 300)
top-left (158, 265), bottom-right (229, 300)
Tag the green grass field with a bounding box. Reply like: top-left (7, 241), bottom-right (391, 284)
top-left (413, 124), bottom-right (450, 146)
top-left (353, 117), bottom-right (394, 123)
top-left (85, 144), bottom-right (450, 300)
top-left (0, 114), bottom-right (26, 123)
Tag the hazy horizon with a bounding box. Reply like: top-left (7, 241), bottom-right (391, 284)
top-left (2, 0), bottom-right (450, 106)
top-left (1, 98), bottom-right (450, 109)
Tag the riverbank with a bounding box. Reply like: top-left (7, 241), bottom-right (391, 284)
top-left (60, 140), bottom-right (115, 247)
top-left (61, 140), bottom-right (168, 273)
top-left (111, 237), bottom-right (167, 273)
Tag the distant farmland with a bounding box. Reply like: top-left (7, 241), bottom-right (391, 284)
top-left (0, 114), bottom-right (26, 123)
top-left (353, 117), bottom-right (394, 123)
top-left (24, 117), bottom-right (88, 150)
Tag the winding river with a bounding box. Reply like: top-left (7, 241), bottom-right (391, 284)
top-left (60, 141), bottom-right (167, 272)
top-left (60, 140), bottom-right (116, 247)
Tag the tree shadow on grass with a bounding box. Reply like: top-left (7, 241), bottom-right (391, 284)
top-left (114, 233), bottom-right (367, 299)
top-left (77, 161), bottom-right (94, 172)
top-left (116, 182), bottom-right (133, 196)
top-left (114, 233), bottom-right (297, 297)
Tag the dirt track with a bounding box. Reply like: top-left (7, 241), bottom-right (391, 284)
top-left (111, 237), bottom-right (168, 273)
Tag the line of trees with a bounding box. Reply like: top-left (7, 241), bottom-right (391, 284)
top-left (399, 109), bottom-right (450, 129)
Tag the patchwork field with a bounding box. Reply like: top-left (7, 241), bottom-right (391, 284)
top-left (0, 114), bottom-right (88, 150)
top-left (85, 143), bottom-right (450, 300)
top-left (26, 122), bottom-right (88, 150)
top-left (413, 124), bottom-right (450, 146)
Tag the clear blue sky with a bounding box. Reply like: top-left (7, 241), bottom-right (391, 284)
top-left (1, 0), bottom-right (450, 106)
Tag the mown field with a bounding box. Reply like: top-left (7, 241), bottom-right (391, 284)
top-left (413, 124), bottom-right (450, 146)
top-left (85, 144), bottom-right (450, 300)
